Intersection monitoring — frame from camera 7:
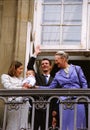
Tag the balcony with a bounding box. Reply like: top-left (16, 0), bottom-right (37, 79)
top-left (0, 88), bottom-right (90, 130)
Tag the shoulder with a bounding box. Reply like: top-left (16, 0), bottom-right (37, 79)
top-left (73, 65), bottom-right (81, 70)
top-left (70, 64), bottom-right (81, 69)
top-left (1, 74), bottom-right (12, 83)
top-left (1, 74), bottom-right (10, 79)
top-left (1, 74), bottom-right (11, 85)
top-left (55, 70), bottom-right (61, 76)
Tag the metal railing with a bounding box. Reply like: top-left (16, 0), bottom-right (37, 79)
top-left (0, 88), bottom-right (90, 130)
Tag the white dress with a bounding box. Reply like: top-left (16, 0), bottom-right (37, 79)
top-left (1, 74), bottom-right (30, 130)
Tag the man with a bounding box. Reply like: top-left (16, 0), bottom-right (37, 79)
top-left (27, 45), bottom-right (59, 130)
top-left (27, 46), bottom-right (53, 86)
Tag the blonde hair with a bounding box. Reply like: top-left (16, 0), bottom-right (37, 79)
top-left (55, 51), bottom-right (69, 61)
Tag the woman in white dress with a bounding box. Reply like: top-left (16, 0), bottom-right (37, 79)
top-left (1, 61), bottom-right (30, 130)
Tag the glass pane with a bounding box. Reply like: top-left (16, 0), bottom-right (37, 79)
top-left (44, 0), bottom-right (61, 2)
top-left (64, 0), bottom-right (83, 2)
top-left (42, 5), bottom-right (61, 23)
top-left (41, 26), bottom-right (60, 45)
top-left (63, 26), bottom-right (81, 45)
top-left (64, 5), bottom-right (82, 24)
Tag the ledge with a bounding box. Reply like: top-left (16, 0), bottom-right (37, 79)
top-left (0, 88), bottom-right (90, 97)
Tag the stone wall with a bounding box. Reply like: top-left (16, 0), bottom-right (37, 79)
top-left (0, 0), bottom-right (34, 87)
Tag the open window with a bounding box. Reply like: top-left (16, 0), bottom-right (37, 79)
top-left (33, 0), bottom-right (89, 51)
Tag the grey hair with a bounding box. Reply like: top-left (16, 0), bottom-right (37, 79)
top-left (55, 51), bottom-right (69, 60)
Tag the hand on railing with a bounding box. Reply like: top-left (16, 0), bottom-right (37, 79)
top-left (22, 83), bottom-right (32, 89)
top-left (34, 85), bottom-right (39, 89)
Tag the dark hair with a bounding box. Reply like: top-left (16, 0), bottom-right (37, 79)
top-left (8, 61), bottom-right (23, 77)
top-left (41, 58), bottom-right (52, 65)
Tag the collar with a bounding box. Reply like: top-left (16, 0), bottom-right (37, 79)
top-left (43, 74), bottom-right (50, 77)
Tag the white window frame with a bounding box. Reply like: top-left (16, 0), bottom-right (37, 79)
top-left (33, 0), bottom-right (88, 51)
top-left (87, 0), bottom-right (90, 50)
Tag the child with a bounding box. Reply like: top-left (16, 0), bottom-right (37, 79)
top-left (22, 70), bottom-right (36, 88)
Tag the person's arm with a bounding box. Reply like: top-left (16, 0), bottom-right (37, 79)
top-left (1, 74), bottom-right (22, 89)
top-left (27, 57), bottom-right (36, 70)
top-left (27, 45), bottom-right (41, 70)
top-left (35, 76), bottom-right (59, 89)
top-left (76, 66), bottom-right (88, 88)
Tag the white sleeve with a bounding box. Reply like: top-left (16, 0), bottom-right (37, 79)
top-left (22, 78), bottom-right (28, 85)
top-left (1, 74), bottom-right (22, 89)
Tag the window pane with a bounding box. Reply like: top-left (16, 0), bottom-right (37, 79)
top-left (41, 26), bottom-right (60, 45)
top-left (42, 5), bottom-right (61, 23)
top-left (63, 26), bottom-right (81, 45)
top-left (64, 0), bottom-right (83, 2)
top-left (64, 5), bottom-right (82, 24)
top-left (44, 0), bottom-right (61, 2)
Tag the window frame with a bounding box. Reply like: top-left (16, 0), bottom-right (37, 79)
top-left (33, 0), bottom-right (88, 51)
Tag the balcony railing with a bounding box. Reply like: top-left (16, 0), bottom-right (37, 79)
top-left (0, 88), bottom-right (90, 130)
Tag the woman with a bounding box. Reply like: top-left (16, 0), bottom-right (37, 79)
top-left (36, 51), bottom-right (88, 130)
top-left (1, 61), bottom-right (30, 130)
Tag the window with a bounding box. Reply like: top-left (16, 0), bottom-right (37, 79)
top-left (33, 0), bottom-right (88, 51)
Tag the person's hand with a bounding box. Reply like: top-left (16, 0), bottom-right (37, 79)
top-left (22, 83), bottom-right (28, 89)
top-left (34, 85), bottom-right (39, 89)
top-left (34, 44), bottom-right (41, 56)
top-left (22, 83), bottom-right (32, 89)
